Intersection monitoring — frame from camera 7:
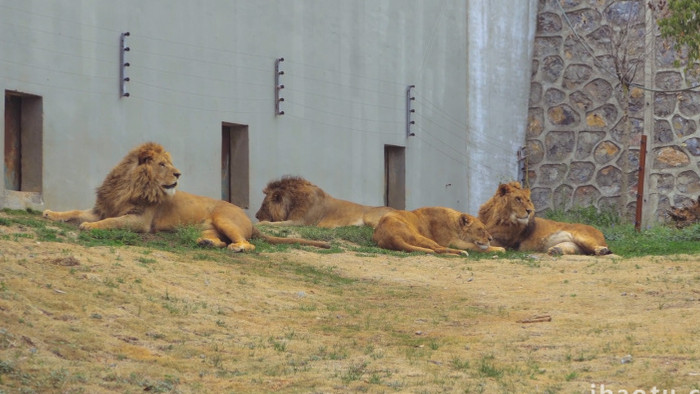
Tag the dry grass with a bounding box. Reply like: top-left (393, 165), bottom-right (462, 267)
top-left (0, 213), bottom-right (698, 393)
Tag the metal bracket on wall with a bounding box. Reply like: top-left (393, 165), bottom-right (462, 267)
top-left (406, 85), bottom-right (416, 137)
top-left (275, 57), bottom-right (285, 115)
top-left (120, 32), bottom-right (130, 97)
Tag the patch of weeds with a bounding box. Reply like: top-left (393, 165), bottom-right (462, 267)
top-left (268, 337), bottom-right (287, 352)
top-left (606, 223), bottom-right (700, 256)
top-left (48, 368), bottom-right (69, 388)
top-left (341, 361), bottom-right (368, 383)
top-left (477, 354), bottom-right (503, 379)
top-left (544, 205), bottom-right (620, 228)
top-left (543, 385), bottom-right (562, 394)
top-left (299, 303), bottom-right (317, 312)
top-left (137, 256), bottom-right (157, 265)
top-left (131, 374), bottom-right (180, 393)
top-left (564, 370), bottom-right (578, 381)
top-left (328, 346), bottom-right (349, 360)
top-left (249, 238), bottom-right (291, 253)
top-left (328, 226), bottom-right (375, 247)
top-left (78, 228), bottom-right (141, 247)
top-left (451, 357), bottom-right (470, 371)
top-left (291, 263), bottom-right (354, 287)
top-left (193, 252), bottom-right (217, 261)
top-left (35, 227), bottom-right (62, 242)
top-left (145, 226), bottom-right (203, 251)
top-left (103, 278), bottom-right (119, 288)
top-left (12, 233), bottom-right (33, 241)
top-left (0, 359), bottom-right (14, 374)
top-left (429, 340), bottom-right (439, 350)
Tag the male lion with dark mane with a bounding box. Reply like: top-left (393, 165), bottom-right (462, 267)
top-left (43, 142), bottom-right (330, 252)
top-left (372, 207), bottom-right (505, 255)
top-left (478, 182), bottom-right (611, 256)
top-left (255, 176), bottom-right (395, 228)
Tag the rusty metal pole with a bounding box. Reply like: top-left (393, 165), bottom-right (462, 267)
top-left (635, 135), bottom-right (647, 232)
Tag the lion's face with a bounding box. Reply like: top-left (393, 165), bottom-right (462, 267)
top-left (137, 147), bottom-right (181, 198)
top-left (496, 182), bottom-right (535, 226)
top-left (127, 143), bottom-right (182, 204)
top-left (457, 214), bottom-right (494, 250)
top-left (255, 177), bottom-right (320, 223)
top-left (255, 187), bottom-right (290, 222)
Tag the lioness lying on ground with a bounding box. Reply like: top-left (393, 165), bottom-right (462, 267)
top-left (43, 142), bottom-right (330, 252)
top-left (255, 176), bottom-right (395, 228)
top-left (477, 182), bottom-right (611, 256)
top-left (372, 207), bottom-right (505, 255)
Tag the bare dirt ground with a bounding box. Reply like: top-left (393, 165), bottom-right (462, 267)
top-left (0, 219), bottom-right (698, 393)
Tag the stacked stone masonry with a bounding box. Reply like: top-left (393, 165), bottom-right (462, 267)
top-left (528, 0), bottom-right (700, 223)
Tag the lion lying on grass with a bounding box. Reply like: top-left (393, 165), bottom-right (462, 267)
top-left (477, 182), bottom-right (610, 256)
top-left (43, 142), bottom-right (330, 252)
top-left (372, 207), bottom-right (505, 255)
top-left (255, 176), bottom-right (395, 228)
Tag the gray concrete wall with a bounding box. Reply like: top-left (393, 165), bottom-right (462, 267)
top-left (466, 0), bottom-right (538, 214)
top-left (1, 1), bottom-right (535, 218)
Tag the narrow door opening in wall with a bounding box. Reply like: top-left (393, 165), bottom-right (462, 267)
top-left (222, 123), bottom-right (249, 209)
top-left (4, 91), bottom-right (42, 192)
top-left (384, 145), bottom-right (405, 210)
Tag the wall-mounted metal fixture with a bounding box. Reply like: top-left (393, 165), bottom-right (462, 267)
top-left (406, 85), bottom-right (416, 137)
top-left (275, 57), bottom-right (285, 115)
top-left (119, 32), bottom-right (130, 97)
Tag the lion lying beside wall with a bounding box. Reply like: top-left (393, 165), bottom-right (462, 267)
top-left (255, 176), bottom-right (394, 228)
top-left (43, 142), bottom-right (329, 252)
top-left (372, 207), bottom-right (505, 255)
top-left (478, 182), bottom-right (610, 256)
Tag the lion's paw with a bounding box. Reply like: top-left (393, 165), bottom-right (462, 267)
top-left (228, 242), bottom-right (255, 253)
top-left (594, 246), bottom-right (611, 255)
top-left (547, 246), bottom-right (564, 256)
top-left (459, 250), bottom-right (469, 257)
top-left (43, 210), bottom-right (57, 220)
top-left (197, 238), bottom-right (226, 248)
top-left (197, 238), bottom-right (215, 247)
top-left (492, 246), bottom-right (506, 253)
top-left (79, 222), bottom-right (96, 231)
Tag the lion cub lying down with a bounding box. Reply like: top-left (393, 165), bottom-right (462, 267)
top-left (372, 207), bottom-right (505, 255)
top-left (43, 142), bottom-right (330, 252)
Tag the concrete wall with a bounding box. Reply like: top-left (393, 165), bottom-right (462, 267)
top-left (466, 0), bottom-right (538, 214)
top-left (1, 1), bottom-right (535, 218)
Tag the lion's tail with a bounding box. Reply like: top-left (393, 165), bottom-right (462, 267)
top-left (252, 228), bottom-right (331, 249)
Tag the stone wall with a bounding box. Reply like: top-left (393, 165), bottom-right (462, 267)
top-left (528, 0), bottom-right (700, 224)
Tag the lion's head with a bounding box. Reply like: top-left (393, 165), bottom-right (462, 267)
top-left (94, 142), bottom-right (181, 218)
top-left (456, 213), bottom-right (494, 250)
top-left (255, 176), bottom-right (324, 222)
top-left (478, 181), bottom-right (535, 228)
